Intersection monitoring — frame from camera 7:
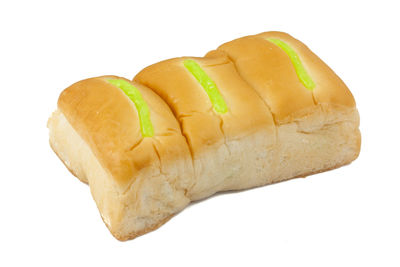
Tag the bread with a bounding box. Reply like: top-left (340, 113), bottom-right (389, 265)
top-left (48, 31), bottom-right (360, 241)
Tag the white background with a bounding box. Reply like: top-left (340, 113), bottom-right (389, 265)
top-left (1, 0), bottom-right (399, 266)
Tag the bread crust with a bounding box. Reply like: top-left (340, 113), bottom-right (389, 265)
top-left (57, 76), bottom-right (194, 191)
top-left (48, 31), bottom-right (361, 240)
top-left (214, 31), bottom-right (356, 124)
top-left (256, 32), bottom-right (355, 109)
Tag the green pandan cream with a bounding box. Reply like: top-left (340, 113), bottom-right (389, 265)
top-left (108, 79), bottom-right (154, 137)
top-left (183, 59), bottom-right (228, 114)
top-left (268, 38), bottom-right (316, 90)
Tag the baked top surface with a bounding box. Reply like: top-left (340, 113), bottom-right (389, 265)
top-left (135, 54), bottom-right (276, 154)
top-left (58, 76), bottom-right (193, 189)
top-left (215, 31), bottom-right (355, 123)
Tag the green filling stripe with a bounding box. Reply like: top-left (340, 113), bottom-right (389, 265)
top-left (108, 79), bottom-right (154, 137)
top-left (183, 59), bottom-right (228, 114)
top-left (268, 38), bottom-right (316, 90)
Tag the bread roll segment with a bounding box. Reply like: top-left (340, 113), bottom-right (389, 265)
top-left (255, 32), bottom-right (356, 109)
top-left (211, 31), bottom-right (360, 180)
top-left (134, 54), bottom-right (276, 200)
top-left (50, 76), bottom-right (194, 240)
top-left (48, 31), bottom-right (361, 241)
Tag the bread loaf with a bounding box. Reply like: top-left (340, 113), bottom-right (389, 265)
top-left (48, 31), bottom-right (360, 240)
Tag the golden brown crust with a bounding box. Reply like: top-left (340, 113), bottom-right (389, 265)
top-left (213, 36), bottom-right (315, 123)
top-left (134, 54), bottom-right (276, 154)
top-left (58, 76), bottom-right (193, 190)
top-left (213, 31), bottom-right (356, 123)
top-left (134, 57), bottom-right (225, 155)
top-left (255, 32), bottom-right (355, 109)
